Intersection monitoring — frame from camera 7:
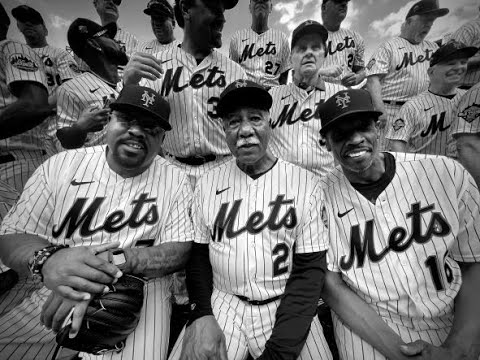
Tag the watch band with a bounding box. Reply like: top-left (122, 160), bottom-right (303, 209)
top-left (29, 244), bottom-right (69, 282)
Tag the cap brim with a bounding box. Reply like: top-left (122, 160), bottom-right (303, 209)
top-left (421, 8), bottom-right (449, 18)
top-left (144, 8), bottom-right (172, 17)
top-left (217, 87), bottom-right (272, 117)
top-left (431, 47), bottom-right (479, 66)
top-left (320, 110), bottom-right (383, 135)
top-left (110, 103), bottom-right (172, 131)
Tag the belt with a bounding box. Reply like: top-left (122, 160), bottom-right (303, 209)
top-left (383, 100), bottom-right (406, 106)
top-left (169, 153), bottom-right (229, 166)
top-left (235, 294), bottom-right (282, 306)
top-left (0, 154), bottom-right (15, 164)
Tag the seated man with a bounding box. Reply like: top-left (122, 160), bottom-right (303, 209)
top-left (169, 79), bottom-right (333, 360)
top-left (318, 89), bottom-right (480, 360)
top-left (0, 85), bottom-right (194, 360)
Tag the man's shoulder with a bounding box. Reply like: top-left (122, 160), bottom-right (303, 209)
top-left (0, 39), bottom-right (41, 62)
top-left (390, 151), bottom-right (456, 169)
top-left (211, 49), bottom-right (246, 72)
top-left (269, 82), bottom-right (294, 97)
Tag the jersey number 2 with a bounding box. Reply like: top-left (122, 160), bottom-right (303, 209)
top-left (272, 243), bottom-right (289, 277)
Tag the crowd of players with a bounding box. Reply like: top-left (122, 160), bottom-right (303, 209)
top-left (0, 0), bottom-right (479, 359)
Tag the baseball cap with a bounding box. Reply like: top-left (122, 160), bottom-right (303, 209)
top-left (319, 89), bottom-right (382, 136)
top-left (216, 79), bottom-right (272, 118)
top-left (430, 40), bottom-right (478, 67)
top-left (405, 0), bottom-right (449, 19)
top-left (110, 85), bottom-right (172, 131)
top-left (67, 18), bottom-right (117, 58)
top-left (11, 5), bottom-right (44, 25)
top-left (144, 0), bottom-right (174, 18)
top-left (291, 20), bottom-right (328, 49)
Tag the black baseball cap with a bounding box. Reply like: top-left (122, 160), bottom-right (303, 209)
top-left (319, 89), bottom-right (382, 136)
top-left (430, 40), bottom-right (478, 67)
top-left (11, 5), bottom-right (44, 25)
top-left (217, 79), bottom-right (272, 118)
top-left (291, 20), bottom-right (328, 49)
top-left (67, 18), bottom-right (117, 58)
top-left (406, 0), bottom-right (449, 19)
top-left (110, 85), bottom-right (172, 131)
top-left (144, 0), bottom-right (174, 18)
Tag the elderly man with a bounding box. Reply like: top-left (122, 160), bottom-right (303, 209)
top-left (366, 0), bottom-right (449, 150)
top-left (386, 40), bottom-right (477, 155)
top-left (137, 0), bottom-right (179, 54)
top-left (168, 79), bottom-right (333, 360)
top-left (0, 85), bottom-right (194, 360)
top-left (317, 88), bottom-right (480, 360)
top-left (269, 20), bottom-right (342, 178)
top-left (229, 0), bottom-right (291, 89)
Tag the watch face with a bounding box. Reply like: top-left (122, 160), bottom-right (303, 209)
top-left (111, 250), bottom-right (127, 266)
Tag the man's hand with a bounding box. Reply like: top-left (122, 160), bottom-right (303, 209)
top-left (400, 340), bottom-right (467, 360)
top-left (123, 52), bottom-right (164, 85)
top-left (341, 73), bottom-right (359, 87)
top-left (41, 242), bottom-right (122, 301)
top-left (76, 106), bottom-right (110, 133)
top-left (318, 65), bottom-right (343, 78)
top-left (180, 315), bottom-right (228, 360)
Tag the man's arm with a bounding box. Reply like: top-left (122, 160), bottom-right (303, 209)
top-left (258, 251), bottom-right (327, 360)
top-left (0, 82), bottom-right (54, 139)
top-left (456, 133), bottom-right (480, 188)
top-left (366, 75), bottom-right (387, 128)
top-left (323, 271), bottom-right (411, 360)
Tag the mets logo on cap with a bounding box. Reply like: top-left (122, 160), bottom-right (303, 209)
top-left (235, 79), bottom-right (248, 88)
top-left (336, 92), bottom-right (351, 109)
top-left (141, 90), bottom-right (155, 107)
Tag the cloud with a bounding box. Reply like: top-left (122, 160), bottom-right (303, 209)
top-left (49, 14), bottom-right (71, 30)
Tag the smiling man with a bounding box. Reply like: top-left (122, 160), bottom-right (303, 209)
top-left (168, 79), bottom-right (333, 360)
top-left (0, 84), bottom-right (194, 360)
top-left (318, 89), bottom-right (480, 360)
top-left (386, 40), bottom-right (477, 156)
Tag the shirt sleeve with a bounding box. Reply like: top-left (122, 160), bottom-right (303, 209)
top-left (353, 32), bottom-right (366, 69)
top-left (229, 34), bottom-right (240, 63)
top-left (450, 23), bottom-right (478, 47)
top-left (279, 32), bottom-right (292, 74)
top-left (191, 184), bottom-right (211, 245)
top-left (56, 50), bottom-right (81, 82)
top-left (366, 42), bottom-right (391, 77)
top-left (451, 86), bottom-right (480, 137)
top-left (385, 102), bottom-right (416, 142)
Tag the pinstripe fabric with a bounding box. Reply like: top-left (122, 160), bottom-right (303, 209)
top-left (450, 16), bottom-right (480, 88)
top-left (137, 39), bottom-right (181, 55)
top-left (229, 28), bottom-right (291, 88)
top-left (114, 28), bottom-right (139, 79)
top-left (141, 45), bottom-right (247, 158)
top-left (386, 89), bottom-right (466, 156)
top-left (268, 82), bottom-right (343, 177)
top-left (0, 145), bottom-right (195, 360)
top-left (322, 28), bottom-right (365, 85)
top-left (52, 72), bottom-right (118, 152)
top-left (322, 152), bottom-right (480, 358)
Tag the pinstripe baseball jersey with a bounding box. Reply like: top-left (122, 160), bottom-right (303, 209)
top-left (0, 39), bottom-right (48, 154)
top-left (448, 82), bottom-right (480, 157)
top-left (322, 28), bottom-right (365, 85)
top-left (268, 82), bottom-right (343, 177)
top-left (115, 28), bottom-right (139, 78)
top-left (386, 89), bottom-right (466, 156)
top-left (229, 28), bottom-right (290, 88)
top-left (366, 37), bottom-right (439, 102)
top-left (141, 45), bottom-right (246, 157)
top-left (137, 39), bottom-right (180, 55)
top-left (192, 158), bottom-right (328, 300)
top-left (450, 16), bottom-right (480, 88)
top-left (0, 145), bottom-right (194, 360)
top-left (52, 71), bottom-right (118, 152)
top-left (322, 152), bottom-right (480, 359)
top-left (32, 45), bottom-right (81, 99)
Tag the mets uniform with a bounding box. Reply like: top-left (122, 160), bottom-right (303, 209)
top-left (269, 81), bottom-right (343, 177)
top-left (321, 152), bottom-right (480, 360)
top-left (141, 44), bottom-right (246, 180)
top-left (169, 158), bottom-right (333, 360)
top-left (0, 145), bottom-right (194, 360)
top-left (229, 28), bottom-right (290, 89)
top-left (367, 37), bottom-right (439, 149)
top-left (137, 39), bottom-right (180, 55)
top-left (386, 89), bottom-right (466, 156)
top-left (52, 72), bottom-right (118, 153)
top-left (450, 16), bottom-right (480, 88)
top-left (0, 39), bottom-right (48, 196)
top-left (322, 28), bottom-right (365, 86)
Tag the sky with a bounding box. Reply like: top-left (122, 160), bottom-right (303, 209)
top-left (2, 0), bottom-right (478, 60)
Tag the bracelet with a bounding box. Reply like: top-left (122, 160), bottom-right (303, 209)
top-left (29, 244), bottom-right (69, 282)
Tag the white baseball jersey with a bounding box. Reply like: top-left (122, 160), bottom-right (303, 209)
top-left (52, 71), bottom-right (118, 152)
top-left (141, 45), bottom-right (246, 158)
top-left (322, 152), bottom-right (480, 360)
top-left (229, 28), bottom-right (291, 88)
top-left (169, 158), bottom-right (333, 360)
top-left (386, 89), bottom-right (466, 156)
top-left (322, 28), bottom-right (365, 85)
top-left (137, 39), bottom-right (180, 55)
top-left (450, 16), bottom-right (480, 88)
top-left (448, 82), bottom-right (480, 157)
top-left (269, 82), bottom-right (342, 177)
top-left (115, 28), bottom-right (139, 78)
top-left (366, 37), bottom-right (439, 102)
top-left (0, 145), bottom-right (195, 360)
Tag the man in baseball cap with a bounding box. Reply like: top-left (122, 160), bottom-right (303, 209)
top-left (11, 5), bottom-right (44, 25)
top-left (137, 0), bottom-right (177, 53)
top-left (405, 0), bottom-right (449, 20)
top-left (318, 88), bottom-right (480, 360)
top-left (291, 19), bottom-right (328, 50)
top-left (171, 78), bottom-right (333, 360)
